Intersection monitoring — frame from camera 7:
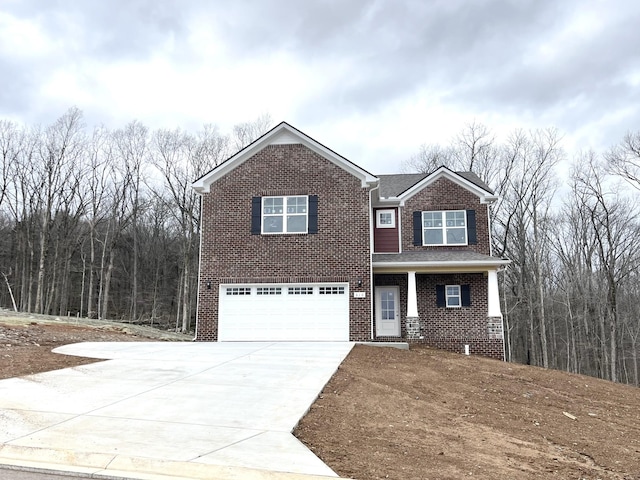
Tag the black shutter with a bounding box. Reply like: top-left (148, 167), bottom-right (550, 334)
top-left (413, 211), bottom-right (422, 246)
top-left (251, 197), bottom-right (261, 235)
top-left (466, 210), bottom-right (477, 245)
top-left (436, 285), bottom-right (446, 307)
top-left (308, 195), bottom-right (318, 234)
top-left (461, 284), bottom-right (471, 307)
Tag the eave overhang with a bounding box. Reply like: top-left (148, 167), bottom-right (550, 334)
top-left (372, 258), bottom-right (511, 274)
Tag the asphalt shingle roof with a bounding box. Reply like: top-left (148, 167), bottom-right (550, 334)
top-left (376, 171), bottom-right (493, 198)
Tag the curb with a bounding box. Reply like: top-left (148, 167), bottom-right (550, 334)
top-left (0, 445), bottom-right (347, 480)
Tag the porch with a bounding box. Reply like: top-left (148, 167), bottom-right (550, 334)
top-left (371, 251), bottom-right (509, 359)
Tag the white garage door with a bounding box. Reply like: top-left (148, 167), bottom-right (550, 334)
top-left (218, 283), bottom-right (350, 341)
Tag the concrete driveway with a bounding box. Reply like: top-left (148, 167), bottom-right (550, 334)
top-left (0, 342), bottom-right (354, 479)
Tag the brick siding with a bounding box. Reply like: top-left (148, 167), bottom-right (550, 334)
top-left (401, 177), bottom-right (491, 255)
top-left (196, 143), bottom-right (372, 341)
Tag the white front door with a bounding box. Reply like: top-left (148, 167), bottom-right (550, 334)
top-left (375, 286), bottom-right (400, 337)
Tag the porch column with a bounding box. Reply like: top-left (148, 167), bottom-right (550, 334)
top-left (487, 269), bottom-right (501, 317)
top-left (406, 271), bottom-right (420, 339)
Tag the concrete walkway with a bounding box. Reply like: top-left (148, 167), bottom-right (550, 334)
top-left (0, 342), bottom-right (354, 479)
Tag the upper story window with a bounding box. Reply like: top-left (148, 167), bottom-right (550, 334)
top-left (422, 210), bottom-right (467, 245)
top-left (262, 196), bottom-right (308, 234)
top-left (376, 209), bottom-right (396, 229)
top-left (251, 195), bottom-right (319, 236)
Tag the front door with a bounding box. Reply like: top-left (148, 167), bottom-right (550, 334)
top-left (375, 286), bottom-right (400, 337)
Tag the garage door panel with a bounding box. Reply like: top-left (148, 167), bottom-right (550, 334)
top-left (218, 283), bottom-right (349, 342)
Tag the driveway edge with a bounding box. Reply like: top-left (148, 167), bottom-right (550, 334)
top-left (0, 445), bottom-right (350, 479)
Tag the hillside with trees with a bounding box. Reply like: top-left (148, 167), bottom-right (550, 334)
top-left (1, 109), bottom-right (639, 386)
top-left (0, 108), bottom-right (271, 334)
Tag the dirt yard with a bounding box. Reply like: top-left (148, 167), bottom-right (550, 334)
top-left (1, 315), bottom-right (639, 480)
top-left (294, 345), bottom-right (640, 480)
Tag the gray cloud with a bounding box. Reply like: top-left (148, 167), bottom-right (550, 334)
top-left (1, 0), bottom-right (639, 155)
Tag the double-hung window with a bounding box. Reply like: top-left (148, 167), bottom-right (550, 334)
top-left (445, 285), bottom-right (461, 307)
top-left (422, 210), bottom-right (467, 245)
top-left (262, 196), bottom-right (308, 234)
top-left (436, 284), bottom-right (471, 308)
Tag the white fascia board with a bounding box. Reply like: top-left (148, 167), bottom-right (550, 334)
top-left (192, 122), bottom-right (378, 193)
top-left (399, 167), bottom-right (496, 204)
top-left (372, 259), bottom-right (511, 269)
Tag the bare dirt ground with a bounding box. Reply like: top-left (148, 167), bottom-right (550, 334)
top-left (1, 313), bottom-right (639, 480)
top-left (294, 345), bottom-right (640, 480)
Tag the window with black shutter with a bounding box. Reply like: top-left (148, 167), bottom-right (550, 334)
top-left (436, 284), bottom-right (471, 307)
top-left (251, 195), bottom-right (318, 235)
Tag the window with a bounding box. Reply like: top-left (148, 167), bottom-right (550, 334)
top-left (262, 196), bottom-right (308, 234)
top-left (319, 286), bottom-right (345, 295)
top-left (422, 210), bottom-right (467, 245)
top-left (226, 287), bottom-right (251, 296)
top-left (256, 287), bottom-right (282, 295)
top-left (445, 285), bottom-right (461, 307)
top-left (376, 209), bottom-right (396, 228)
top-left (436, 284), bottom-right (471, 307)
top-left (252, 195), bottom-right (318, 235)
top-left (288, 286), bottom-right (314, 295)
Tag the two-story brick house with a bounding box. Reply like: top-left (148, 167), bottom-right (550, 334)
top-left (192, 122), bottom-right (508, 359)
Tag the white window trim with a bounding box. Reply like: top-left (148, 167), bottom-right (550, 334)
top-left (422, 210), bottom-right (468, 246)
top-left (262, 195), bottom-right (308, 234)
top-left (445, 284), bottom-right (461, 308)
top-left (376, 209), bottom-right (396, 229)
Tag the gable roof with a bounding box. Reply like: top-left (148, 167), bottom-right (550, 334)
top-left (377, 166), bottom-right (497, 204)
top-left (192, 122), bottom-right (378, 193)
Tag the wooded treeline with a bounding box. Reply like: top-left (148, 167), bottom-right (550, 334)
top-left (406, 123), bottom-right (640, 386)
top-left (0, 107), bottom-right (272, 333)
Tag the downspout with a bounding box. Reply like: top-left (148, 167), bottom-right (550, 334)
top-left (486, 198), bottom-right (495, 257)
top-left (368, 181), bottom-right (380, 340)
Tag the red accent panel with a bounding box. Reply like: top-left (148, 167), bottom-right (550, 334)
top-left (373, 208), bottom-right (399, 253)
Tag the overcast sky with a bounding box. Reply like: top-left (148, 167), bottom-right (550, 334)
top-left (1, 0), bottom-right (639, 174)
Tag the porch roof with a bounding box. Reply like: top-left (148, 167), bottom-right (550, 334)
top-left (372, 250), bottom-right (510, 273)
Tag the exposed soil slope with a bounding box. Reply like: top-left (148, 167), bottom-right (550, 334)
top-left (295, 345), bottom-right (640, 480)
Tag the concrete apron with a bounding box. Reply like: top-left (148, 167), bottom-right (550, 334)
top-left (0, 342), bottom-right (354, 480)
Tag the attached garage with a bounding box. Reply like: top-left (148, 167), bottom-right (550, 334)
top-left (218, 283), bottom-right (350, 341)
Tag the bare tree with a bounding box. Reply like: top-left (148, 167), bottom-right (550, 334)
top-left (231, 113), bottom-right (273, 153)
top-left (495, 128), bottom-right (563, 368)
top-left (607, 131), bottom-right (640, 189)
top-left (572, 154), bottom-right (640, 382)
top-left (403, 144), bottom-right (457, 173)
top-left (150, 125), bottom-right (229, 332)
top-left (33, 107), bottom-right (86, 314)
top-left (113, 120), bottom-right (149, 321)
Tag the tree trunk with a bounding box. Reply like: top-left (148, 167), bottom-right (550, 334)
top-left (34, 214), bottom-right (49, 314)
top-left (180, 251), bottom-right (190, 333)
top-left (102, 248), bottom-right (115, 320)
